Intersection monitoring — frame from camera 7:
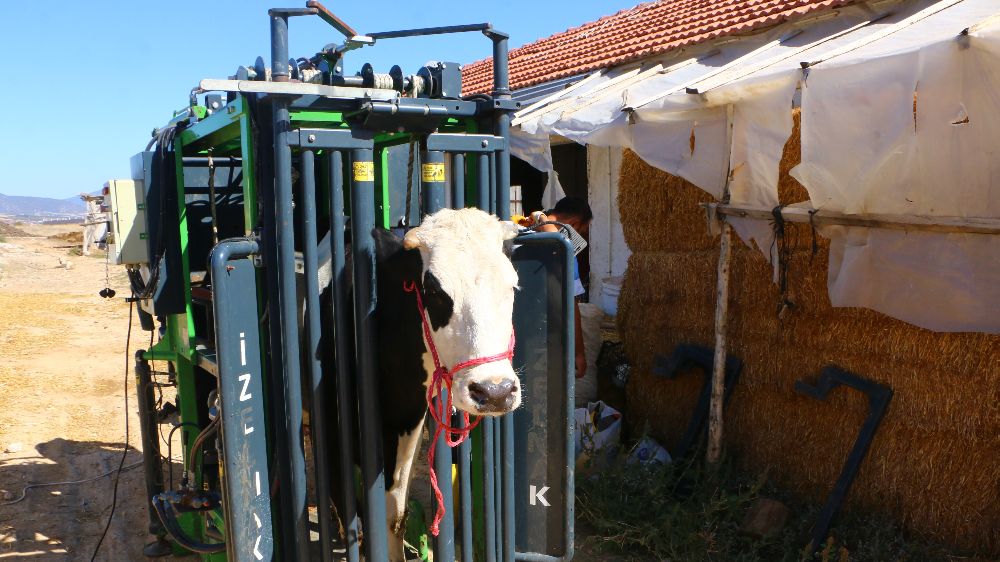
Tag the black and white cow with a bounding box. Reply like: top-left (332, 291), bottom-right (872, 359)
top-left (319, 207), bottom-right (522, 561)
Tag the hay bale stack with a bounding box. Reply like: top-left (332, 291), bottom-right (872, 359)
top-left (616, 117), bottom-right (1000, 554)
top-left (617, 150), bottom-right (717, 252)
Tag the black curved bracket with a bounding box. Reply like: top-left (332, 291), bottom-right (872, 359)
top-left (652, 343), bottom-right (743, 459)
top-left (795, 365), bottom-right (892, 556)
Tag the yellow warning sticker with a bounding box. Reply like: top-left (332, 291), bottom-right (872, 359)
top-left (421, 163), bottom-right (446, 183)
top-left (353, 161), bottom-right (374, 182)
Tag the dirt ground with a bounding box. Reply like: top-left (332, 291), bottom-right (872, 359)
top-left (0, 223), bottom-right (160, 561)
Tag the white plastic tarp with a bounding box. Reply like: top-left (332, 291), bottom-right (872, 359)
top-left (511, 0), bottom-right (1000, 333)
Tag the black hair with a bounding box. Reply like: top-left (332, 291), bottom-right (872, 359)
top-left (546, 196), bottom-right (593, 223)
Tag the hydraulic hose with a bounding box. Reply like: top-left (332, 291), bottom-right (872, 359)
top-left (151, 495), bottom-right (225, 554)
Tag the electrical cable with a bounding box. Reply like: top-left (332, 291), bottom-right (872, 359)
top-left (0, 461), bottom-right (144, 507)
top-left (88, 298), bottom-right (134, 562)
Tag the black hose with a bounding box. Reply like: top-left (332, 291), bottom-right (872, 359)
top-left (186, 417), bottom-right (220, 475)
top-left (152, 495), bottom-right (225, 554)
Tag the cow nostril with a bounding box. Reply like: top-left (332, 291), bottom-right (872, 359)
top-left (468, 382), bottom-right (490, 406)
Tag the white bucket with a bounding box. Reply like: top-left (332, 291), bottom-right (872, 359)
top-left (600, 277), bottom-right (623, 317)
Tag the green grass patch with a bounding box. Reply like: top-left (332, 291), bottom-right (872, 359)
top-left (576, 449), bottom-right (982, 562)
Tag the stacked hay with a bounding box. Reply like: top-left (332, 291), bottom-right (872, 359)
top-left (616, 109), bottom-right (1000, 554)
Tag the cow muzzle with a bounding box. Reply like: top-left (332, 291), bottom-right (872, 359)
top-left (467, 378), bottom-right (519, 414)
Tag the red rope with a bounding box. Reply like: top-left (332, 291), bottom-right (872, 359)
top-left (403, 279), bottom-right (515, 536)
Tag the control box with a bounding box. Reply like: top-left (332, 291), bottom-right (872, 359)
top-left (105, 179), bottom-right (149, 265)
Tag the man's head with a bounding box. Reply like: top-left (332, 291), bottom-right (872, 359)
top-left (546, 196), bottom-right (593, 239)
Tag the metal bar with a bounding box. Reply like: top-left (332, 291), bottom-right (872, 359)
top-left (425, 134), bottom-right (506, 153)
top-left (458, 415), bottom-right (474, 562)
top-left (367, 23), bottom-right (495, 39)
top-left (350, 147), bottom-right (390, 562)
top-left (502, 414), bottom-right (515, 562)
top-left (134, 352), bottom-right (166, 541)
top-left (290, 128), bottom-right (379, 149)
top-left (452, 154), bottom-right (465, 209)
top-left (272, 93), bottom-right (310, 560)
top-left (488, 152), bottom-right (497, 216)
top-left (483, 418), bottom-right (497, 562)
top-left (422, 150), bottom-right (455, 562)
top-left (300, 150), bottom-right (335, 561)
top-left (422, 150), bottom-right (446, 214)
top-left (270, 13), bottom-right (290, 83)
top-left (493, 420), bottom-right (503, 562)
top-left (198, 78), bottom-right (399, 100)
top-left (329, 151), bottom-right (361, 562)
top-left (181, 156), bottom-right (242, 166)
top-left (491, 35), bottom-right (512, 221)
top-left (305, 0), bottom-right (358, 36)
top-left (477, 153), bottom-right (490, 211)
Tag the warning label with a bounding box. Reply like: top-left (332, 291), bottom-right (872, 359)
top-left (353, 161), bottom-right (374, 182)
top-left (421, 163), bottom-right (445, 183)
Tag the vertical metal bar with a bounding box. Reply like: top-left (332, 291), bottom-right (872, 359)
top-left (134, 352), bottom-right (166, 540)
top-left (488, 152), bottom-right (498, 216)
top-left (300, 150), bottom-right (334, 561)
top-left (483, 418), bottom-right (497, 562)
top-left (350, 147), bottom-right (389, 562)
top-left (422, 150), bottom-right (447, 214)
top-left (270, 13), bottom-right (290, 83)
top-left (423, 148), bottom-right (456, 562)
top-left (477, 153), bottom-right (490, 211)
top-left (502, 415), bottom-right (515, 562)
top-left (329, 151), bottom-right (361, 562)
top-left (458, 416), bottom-right (474, 562)
top-left (492, 34), bottom-right (512, 222)
top-left (453, 153), bottom-right (466, 209)
top-left (272, 95), bottom-right (310, 560)
top-left (493, 420), bottom-right (503, 562)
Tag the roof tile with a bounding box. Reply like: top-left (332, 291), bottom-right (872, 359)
top-left (463, 0), bottom-right (855, 94)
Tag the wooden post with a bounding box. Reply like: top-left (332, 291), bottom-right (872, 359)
top-left (707, 220), bottom-right (733, 464)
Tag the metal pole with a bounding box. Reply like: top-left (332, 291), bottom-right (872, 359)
top-left (489, 152), bottom-right (497, 216)
top-left (452, 153), bottom-right (466, 209)
top-left (458, 416), bottom-right (474, 562)
top-left (482, 418), bottom-right (497, 562)
top-left (134, 351), bottom-right (166, 540)
top-left (271, 13), bottom-right (308, 554)
top-left (300, 150), bottom-right (335, 561)
top-left (492, 35), bottom-right (512, 221)
top-left (423, 148), bottom-right (456, 562)
top-left (329, 151), bottom-right (361, 562)
top-left (502, 415), bottom-right (514, 562)
top-left (350, 147), bottom-right (390, 562)
top-left (493, 420), bottom-right (503, 562)
top-left (478, 153), bottom-right (490, 211)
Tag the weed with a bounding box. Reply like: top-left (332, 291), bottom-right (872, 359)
top-left (576, 448), bottom-right (987, 562)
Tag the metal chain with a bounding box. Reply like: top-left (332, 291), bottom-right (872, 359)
top-left (207, 150), bottom-right (220, 246)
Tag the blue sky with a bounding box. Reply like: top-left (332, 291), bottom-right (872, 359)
top-left (0, 1), bottom-right (637, 199)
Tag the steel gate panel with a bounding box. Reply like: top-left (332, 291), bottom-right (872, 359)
top-left (510, 233), bottom-right (575, 562)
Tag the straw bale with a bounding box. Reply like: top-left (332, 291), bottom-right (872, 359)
top-left (617, 150), bottom-right (718, 253)
top-left (618, 108), bottom-right (1000, 554)
top-left (778, 108), bottom-right (809, 204)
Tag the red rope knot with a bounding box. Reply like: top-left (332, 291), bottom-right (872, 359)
top-left (403, 279), bottom-right (515, 536)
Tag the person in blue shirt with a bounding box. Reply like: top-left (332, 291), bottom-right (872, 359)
top-left (523, 197), bottom-right (593, 379)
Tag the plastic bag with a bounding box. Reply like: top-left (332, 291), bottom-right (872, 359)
top-left (574, 401), bottom-right (623, 471)
top-left (627, 436), bottom-right (671, 466)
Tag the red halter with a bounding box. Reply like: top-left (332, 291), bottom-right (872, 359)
top-left (402, 279), bottom-right (515, 536)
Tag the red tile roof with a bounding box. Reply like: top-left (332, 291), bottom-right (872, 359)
top-left (462, 0), bottom-right (856, 95)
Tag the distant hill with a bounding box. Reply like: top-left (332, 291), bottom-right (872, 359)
top-left (0, 193), bottom-right (86, 216)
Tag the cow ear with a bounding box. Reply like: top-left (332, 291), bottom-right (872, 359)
top-left (403, 227), bottom-right (423, 250)
top-left (372, 227), bottom-right (404, 263)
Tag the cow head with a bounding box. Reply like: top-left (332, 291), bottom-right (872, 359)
top-left (375, 208), bottom-right (521, 416)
